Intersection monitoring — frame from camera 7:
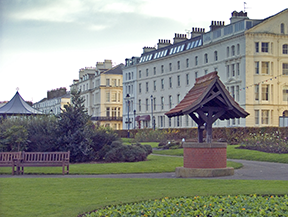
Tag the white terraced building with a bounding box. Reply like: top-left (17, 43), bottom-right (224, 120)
top-left (122, 9), bottom-right (288, 129)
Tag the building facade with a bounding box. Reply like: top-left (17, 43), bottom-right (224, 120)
top-left (122, 9), bottom-right (288, 129)
top-left (71, 60), bottom-right (124, 130)
top-left (33, 88), bottom-right (70, 115)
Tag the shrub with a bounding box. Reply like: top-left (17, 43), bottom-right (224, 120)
top-left (104, 144), bottom-right (150, 162)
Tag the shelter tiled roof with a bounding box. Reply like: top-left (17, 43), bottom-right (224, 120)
top-left (0, 91), bottom-right (43, 115)
top-left (165, 71), bottom-right (249, 120)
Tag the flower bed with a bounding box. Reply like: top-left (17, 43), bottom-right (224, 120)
top-left (85, 195), bottom-right (288, 216)
top-left (238, 131), bottom-right (288, 154)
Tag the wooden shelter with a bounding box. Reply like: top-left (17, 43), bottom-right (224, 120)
top-left (165, 71), bottom-right (249, 143)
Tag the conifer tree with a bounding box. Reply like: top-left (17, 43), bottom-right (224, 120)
top-left (56, 89), bottom-right (93, 162)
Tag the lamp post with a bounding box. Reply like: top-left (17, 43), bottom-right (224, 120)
top-left (126, 94), bottom-right (130, 138)
top-left (150, 95), bottom-right (155, 130)
top-left (133, 110), bottom-right (136, 129)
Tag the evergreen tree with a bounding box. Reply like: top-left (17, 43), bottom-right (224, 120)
top-left (56, 89), bottom-right (93, 162)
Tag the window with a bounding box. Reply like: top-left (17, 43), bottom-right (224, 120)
top-left (283, 44), bottom-right (288, 54)
top-left (237, 44), bottom-right (240, 55)
top-left (195, 56), bottom-right (198, 66)
top-left (106, 92), bottom-right (110, 102)
top-left (112, 107), bottom-right (116, 117)
top-left (161, 65), bottom-right (164, 73)
top-left (186, 58), bottom-right (189, 68)
top-left (146, 82), bottom-right (149, 92)
top-left (204, 70), bottom-right (208, 75)
top-left (255, 62), bottom-right (259, 74)
top-left (128, 73), bottom-right (131, 80)
top-left (236, 86), bottom-right (239, 101)
top-left (160, 79), bottom-right (164, 89)
top-left (169, 63), bottom-right (172, 71)
top-left (281, 23), bottom-right (285, 34)
top-left (261, 62), bottom-right (269, 74)
top-left (236, 63), bottom-right (240, 76)
top-left (106, 79), bottom-right (110, 86)
top-left (169, 117), bottom-right (172, 127)
top-left (283, 86), bottom-right (288, 101)
top-left (232, 64), bottom-right (235, 76)
top-left (177, 61), bottom-right (180, 70)
top-left (283, 63), bottom-right (288, 75)
top-left (153, 80), bottom-right (157, 91)
top-left (231, 86), bottom-right (235, 99)
top-left (106, 107), bottom-right (110, 117)
top-left (169, 95), bottom-right (172, 108)
top-left (139, 99), bottom-right (141, 111)
top-left (111, 92), bottom-right (117, 102)
top-left (226, 65), bottom-right (230, 77)
top-left (177, 94), bottom-right (180, 103)
top-left (146, 98), bottom-right (149, 111)
top-left (261, 84), bottom-right (269, 101)
top-left (177, 75), bottom-right (180, 87)
top-left (195, 71), bottom-right (198, 79)
top-left (227, 46), bottom-right (230, 57)
top-left (146, 68), bottom-right (149, 76)
top-left (231, 45), bottom-right (235, 56)
top-left (169, 77), bottom-right (172, 88)
top-left (161, 97), bottom-right (164, 110)
top-left (255, 84), bottom-right (259, 100)
top-left (204, 53), bottom-right (208, 63)
top-left (186, 73), bottom-right (189, 85)
top-left (153, 97), bottom-right (156, 110)
top-left (153, 67), bottom-right (156, 75)
top-left (139, 70), bottom-right (141, 78)
top-left (139, 83), bottom-right (141, 93)
top-left (255, 42), bottom-right (259, 53)
top-left (261, 42), bottom-right (269, 52)
top-left (261, 110), bottom-right (269, 124)
top-left (214, 51), bottom-right (218, 61)
top-left (255, 110), bottom-right (259, 125)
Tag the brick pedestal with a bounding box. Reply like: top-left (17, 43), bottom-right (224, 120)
top-left (176, 142), bottom-right (234, 177)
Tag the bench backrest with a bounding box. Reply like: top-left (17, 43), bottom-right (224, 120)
top-left (0, 152), bottom-right (22, 163)
top-left (21, 151), bottom-right (70, 162)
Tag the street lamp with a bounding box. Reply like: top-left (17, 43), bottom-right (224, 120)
top-left (125, 94), bottom-right (130, 138)
top-left (150, 95), bottom-right (155, 130)
top-left (133, 110), bottom-right (136, 129)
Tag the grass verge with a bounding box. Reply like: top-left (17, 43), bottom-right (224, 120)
top-left (1, 178), bottom-right (288, 217)
top-left (153, 145), bottom-right (288, 164)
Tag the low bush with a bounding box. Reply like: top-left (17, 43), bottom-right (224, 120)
top-left (104, 145), bottom-right (148, 162)
top-left (238, 131), bottom-right (288, 154)
top-left (157, 140), bottom-right (182, 149)
top-left (86, 194), bottom-right (288, 216)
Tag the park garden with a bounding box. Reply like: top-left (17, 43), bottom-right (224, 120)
top-left (1, 90), bottom-right (288, 216)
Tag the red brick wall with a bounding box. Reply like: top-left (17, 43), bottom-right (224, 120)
top-left (183, 147), bottom-right (227, 168)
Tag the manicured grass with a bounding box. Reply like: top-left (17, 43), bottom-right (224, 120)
top-left (0, 155), bottom-right (183, 175)
top-left (153, 145), bottom-right (288, 164)
top-left (0, 155), bottom-right (242, 175)
top-left (1, 178), bottom-right (288, 217)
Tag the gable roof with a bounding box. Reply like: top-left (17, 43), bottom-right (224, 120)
top-left (103, 63), bottom-right (124, 75)
top-left (0, 91), bottom-right (43, 115)
top-left (165, 71), bottom-right (249, 120)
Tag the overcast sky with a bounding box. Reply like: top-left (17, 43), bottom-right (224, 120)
top-left (0, 0), bottom-right (287, 103)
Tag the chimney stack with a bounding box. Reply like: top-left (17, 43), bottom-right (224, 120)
top-left (173, 33), bottom-right (187, 44)
top-left (142, 46), bottom-right (156, 54)
top-left (191, 27), bottom-right (205, 39)
top-left (157, 39), bottom-right (171, 49)
top-left (230, 11), bottom-right (248, 24)
top-left (209, 21), bottom-right (225, 31)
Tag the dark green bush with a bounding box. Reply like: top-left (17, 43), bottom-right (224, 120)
top-left (104, 144), bottom-right (150, 162)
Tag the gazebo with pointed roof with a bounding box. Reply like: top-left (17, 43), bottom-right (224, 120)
top-left (0, 91), bottom-right (43, 118)
top-left (165, 71), bottom-right (249, 143)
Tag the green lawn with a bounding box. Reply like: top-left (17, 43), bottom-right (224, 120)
top-left (0, 154), bottom-right (241, 175)
top-left (153, 145), bottom-right (288, 164)
top-left (1, 178), bottom-right (288, 217)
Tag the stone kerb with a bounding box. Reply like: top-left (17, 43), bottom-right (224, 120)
top-left (176, 142), bottom-right (234, 177)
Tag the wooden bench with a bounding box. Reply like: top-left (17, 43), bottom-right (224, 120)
top-left (17, 151), bottom-right (70, 175)
top-left (0, 152), bottom-right (22, 175)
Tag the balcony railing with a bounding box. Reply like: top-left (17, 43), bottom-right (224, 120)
top-left (91, 116), bottom-right (122, 121)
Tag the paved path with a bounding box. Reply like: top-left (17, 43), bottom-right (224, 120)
top-left (0, 159), bottom-right (287, 180)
